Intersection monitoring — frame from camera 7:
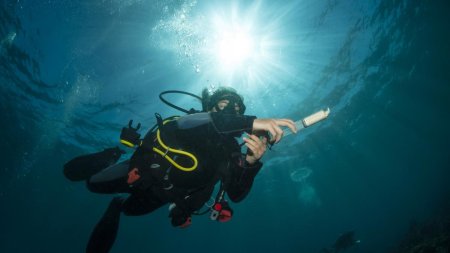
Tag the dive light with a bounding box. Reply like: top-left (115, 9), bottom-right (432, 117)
top-left (284, 107), bottom-right (331, 137)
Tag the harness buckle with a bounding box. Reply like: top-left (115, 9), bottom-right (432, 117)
top-left (210, 209), bottom-right (220, 220)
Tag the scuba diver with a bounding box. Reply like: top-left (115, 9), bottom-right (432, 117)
top-left (320, 231), bottom-right (361, 253)
top-left (63, 87), bottom-right (298, 253)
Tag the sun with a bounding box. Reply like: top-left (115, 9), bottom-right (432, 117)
top-left (150, 0), bottom-right (306, 93)
top-left (215, 25), bottom-right (255, 69)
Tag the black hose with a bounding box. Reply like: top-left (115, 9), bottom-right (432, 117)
top-left (159, 90), bottom-right (203, 114)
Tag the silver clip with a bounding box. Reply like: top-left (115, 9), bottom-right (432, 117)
top-left (210, 209), bottom-right (219, 220)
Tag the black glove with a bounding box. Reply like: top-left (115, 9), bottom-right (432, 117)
top-left (120, 120), bottom-right (141, 147)
top-left (169, 205), bottom-right (192, 228)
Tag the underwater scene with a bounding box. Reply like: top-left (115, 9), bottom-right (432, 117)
top-left (1, 0), bottom-right (449, 252)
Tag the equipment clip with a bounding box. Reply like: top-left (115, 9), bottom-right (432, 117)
top-left (120, 120), bottom-right (142, 147)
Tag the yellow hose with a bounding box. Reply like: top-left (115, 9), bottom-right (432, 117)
top-left (152, 119), bottom-right (198, 172)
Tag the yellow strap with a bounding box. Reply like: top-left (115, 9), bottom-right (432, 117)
top-left (120, 139), bottom-right (135, 147)
top-left (152, 119), bottom-right (198, 172)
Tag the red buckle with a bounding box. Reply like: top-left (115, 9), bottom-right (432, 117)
top-left (127, 168), bottom-right (140, 184)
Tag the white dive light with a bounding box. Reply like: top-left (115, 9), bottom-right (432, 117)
top-left (284, 108), bottom-right (330, 137)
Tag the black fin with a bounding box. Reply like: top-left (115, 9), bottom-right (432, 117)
top-left (86, 197), bottom-right (123, 253)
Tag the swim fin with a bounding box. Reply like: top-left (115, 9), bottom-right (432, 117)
top-left (86, 197), bottom-right (124, 253)
top-left (63, 147), bottom-right (124, 181)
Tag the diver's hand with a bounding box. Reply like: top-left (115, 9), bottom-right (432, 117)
top-left (252, 118), bottom-right (297, 143)
top-left (243, 134), bottom-right (268, 165)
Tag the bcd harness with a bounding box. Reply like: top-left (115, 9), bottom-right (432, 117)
top-left (120, 113), bottom-right (198, 172)
top-left (120, 112), bottom-right (233, 223)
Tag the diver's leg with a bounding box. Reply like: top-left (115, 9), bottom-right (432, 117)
top-left (121, 192), bottom-right (167, 216)
top-left (64, 147), bottom-right (124, 181)
top-left (85, 193), bottom-right (166, 253)
top-left (86, 197), bottom-right (124, 253)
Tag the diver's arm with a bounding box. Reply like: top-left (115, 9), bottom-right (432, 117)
top-left (209, 113), bottom-right (256, 134)
top-left (176, 113), bottom-right (297, 141)
top-left (176, 112), bottom-right (256, 135)
top-left (225, 154), bottom-right (263, 203)
top-left (225, 132), bottom-right (267, 202)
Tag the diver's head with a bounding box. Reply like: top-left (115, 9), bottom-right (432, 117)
top-left (202, 87), bottom-right (246, 114)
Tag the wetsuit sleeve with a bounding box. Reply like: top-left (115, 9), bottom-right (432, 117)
top-left (208, 113), bottom-right (256, 134)
top-left (175, 112), bottom-right (256, 136)
top-left (225, 154), bottom-right (263, 203)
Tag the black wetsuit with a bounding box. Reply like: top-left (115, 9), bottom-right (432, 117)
top-left (64, 112), bottom-right (263, 253)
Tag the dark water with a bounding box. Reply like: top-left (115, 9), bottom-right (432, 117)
top-left (1, 0), bottom-right (449, 252)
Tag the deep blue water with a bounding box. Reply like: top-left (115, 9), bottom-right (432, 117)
top-left (1, 0), bottom-right (449, 252)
